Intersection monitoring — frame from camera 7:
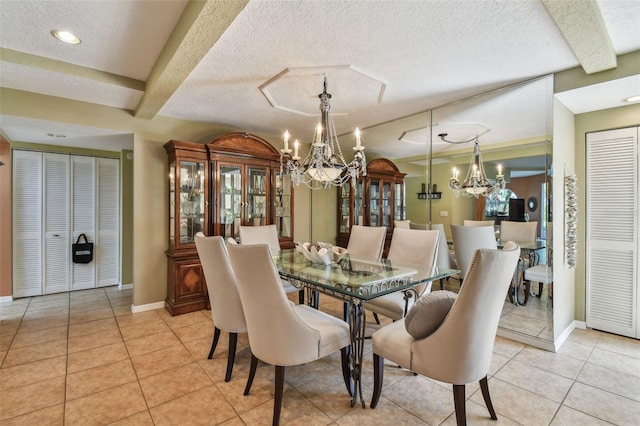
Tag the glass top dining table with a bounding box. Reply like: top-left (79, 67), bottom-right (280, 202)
top-left (273, 248), bottom-right (459, 408)
top-left (273, 249), bottom-right (459, 302)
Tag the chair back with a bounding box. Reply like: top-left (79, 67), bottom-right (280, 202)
top-left (409, 222), bottom-right (428, 230)
top-left (347, 225), bottom-right (387, 260)
top-left (239, 224), bottom-right (281, 254)
top-left (226, 243), bottom-right (322, 366)
top-left (411, 242), bottom-right (520, 384)
top-left (388, 228), bottom-right (439, 281)
top-left (394, 220), bottom-right (411, 229)
top-left (451, 225), bottom-right (497, 279)
top-left (463, 220), bottom-right (495, 227)
top-left (499, 220), bottom-right (537, 242)
top-left (194, 235), bottom-right (246, 333)
top-left (431, 223), bottom-right (454, 270)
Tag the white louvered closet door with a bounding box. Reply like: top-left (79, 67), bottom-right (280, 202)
top-left (96, 158), bottom-right (120, 287)
top-left (72, 156), bottom-right (96, 290)
top-left (586, 126), bottom-right (639, 338)
top-left (12, 151), bottom-right (43, 297)
top-left (43, 153), bottom-right (71, 294)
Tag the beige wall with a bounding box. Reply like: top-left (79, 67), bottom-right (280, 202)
top-left (573, 102), bottom-right (640, 322)
top-left (121, 150), bottom-right (134, 286)
top-left (0, 135), bottom-right (11, 298)
top-left (552, 98), bottom-right (576, 340)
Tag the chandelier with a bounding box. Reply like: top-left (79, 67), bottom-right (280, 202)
top-left (280, 77), bottom-right (366, 189)
top-left (439, 133), bottom-right (506, 198)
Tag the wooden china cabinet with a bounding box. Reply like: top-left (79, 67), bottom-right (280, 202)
top-left (336, 158), bottom-right (406, 256)
top-left (207, 133), bottom-right (294, 248)
top-left (164, 133), bottom-right (294, 315)
top-left (164, 140), bottom-right (210, 315)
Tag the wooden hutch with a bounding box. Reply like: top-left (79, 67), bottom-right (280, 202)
top-left (336, 158), bottom-right (406, 255)
top-left (164, 133), bottom-right (294, 315)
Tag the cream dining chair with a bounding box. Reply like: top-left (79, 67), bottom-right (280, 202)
top-left (194, 234), bottom-right (247, 382)
top-left (365, 228), bottom-right (440, 321)
top-left (238, 224), bottom-right (304, 304)
top-left (432, 223), bottom-right (458, 290)
top-left (463, 219), bottom-right (495, 227)
top-left (226, 243), bottom-right (351, 426)
top-left (499, 220), bottom-right (538, 304)
top-left (346, 225), bottom-right (387, 260)
top-left (370, 242), bottom-right (521, 425)
top-left (451, 225), bottom-right (498, 282)
top-left (345, 225), bottom-right (387, 318)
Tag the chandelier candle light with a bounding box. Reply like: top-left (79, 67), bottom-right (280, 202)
top-left (439, 133), bottom-right (506, 198)
top-left (280, 77), bottom-right (366, 189)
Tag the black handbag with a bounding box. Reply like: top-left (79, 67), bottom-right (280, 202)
top-left (72, 234), bottom-right (94, 264)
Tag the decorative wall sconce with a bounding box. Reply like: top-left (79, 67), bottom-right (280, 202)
top-left (564, 174), bottom-right (578, 268)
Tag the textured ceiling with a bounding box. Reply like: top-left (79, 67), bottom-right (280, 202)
top-left (0, 0), bottom-right (639, 158)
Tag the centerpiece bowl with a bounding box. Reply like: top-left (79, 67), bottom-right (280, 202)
top-left (295, 241), bottom-right (348, 265)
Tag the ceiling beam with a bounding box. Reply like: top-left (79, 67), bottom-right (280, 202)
top-left (134, 0), bottom-right (249, 119)
top-left (542, 0), bottom-right (617, 74)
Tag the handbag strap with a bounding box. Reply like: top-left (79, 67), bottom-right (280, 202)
top-left (76, 234), bottom-right (88, 244)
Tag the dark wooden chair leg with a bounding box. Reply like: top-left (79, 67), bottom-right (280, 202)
top-left (243, 354), bottom-right (259, 395)
top-left (523, 279), bottom-right (531, 305)
top-left (479, 376), bottom-right (497, 420)
top-left (208, 327), bottom-right (221, 359)
top-left (273, 365), bottom-right (285, 426)
top-left (225, 332), bottom-right (238, 382)
top-left (370, 353), bottom-right (384, 408)
top-left (453, 384), bottom-right (466, 426)
top-left (340, 347), bottom-right (353, 396)
top-left (538, 282), bottom-right (544, 298)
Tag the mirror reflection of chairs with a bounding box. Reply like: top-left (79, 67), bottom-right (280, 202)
top-left (499, 221), bottom-right (539, 305)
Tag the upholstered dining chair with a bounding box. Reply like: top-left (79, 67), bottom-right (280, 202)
top-left (394, 219), bottom-right (411, 229)
top-left (451, 225), bottom-right (497, 281)
top-left (226, 243), bottom-right (351, 426)
top-left (463, 219), bottom-right (495, 227)
top-left (365, 228), bottom-right (440, 321)
top-left (194, 234), bottom-right (246, 382)
top-left (346, 225), bottom-right (387, 260)
top-left (499, 220), bottom-right (537, 243)
top-left (499, 220), bottom-right (538, 303)
top-left (238, 224), bottom-right (304, 304)
top-left (370, 242), bottom-right (521, 426)
top-left (432, 223), bottom-right (458, 290)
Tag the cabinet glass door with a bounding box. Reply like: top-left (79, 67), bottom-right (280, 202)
top-left (178, 160), bottom-right (205, 245)
top-left (394, 182), bottom-right (405, 220)
top-left (339, 183), bottom-right (351, 233)
top-left (381, 181), bottom-right (392, 227)
top-left (369, 180), bottom-right (380, 226)
top-left (247, 166), bottom-right (268, 226)
top-left (169, 161), bottom-right (176, 245)
top-left (275, 173), bottom-right (292, 238)
top-left (354, 180), bottom-right (364, 226)
top-left (220, 165), bottom-right (242, 241)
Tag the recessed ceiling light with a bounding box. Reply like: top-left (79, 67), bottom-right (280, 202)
top-left (51, 30), bottom-right (81, 45)
top-left (624, 95), bottom-right (640, 103)
top-left (47, 133), bottom-right (67, 138)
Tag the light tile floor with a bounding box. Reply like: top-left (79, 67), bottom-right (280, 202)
top-left (1, 287), bottom-right (639, 425)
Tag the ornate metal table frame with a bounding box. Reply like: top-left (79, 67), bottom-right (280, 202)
top-left (274, 250), bottom-right (459, 407)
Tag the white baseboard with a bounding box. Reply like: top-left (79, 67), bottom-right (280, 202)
top-left (0, 295), bottom-right (14, 304)
top-left (131, 301), bottom-right (164, 313)
top-left (119, 283), bottom-right (133, 291)
top-left (554, 321), bottom-right (578, 351)
top-left (573, 320), bottom-right (587, 330)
